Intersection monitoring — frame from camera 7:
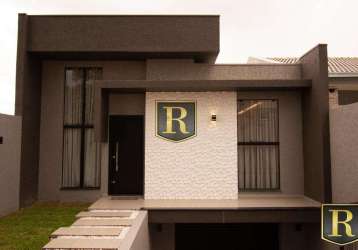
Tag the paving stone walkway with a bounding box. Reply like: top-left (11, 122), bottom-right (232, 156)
top-left (43, 209), bottom-right (138, 250)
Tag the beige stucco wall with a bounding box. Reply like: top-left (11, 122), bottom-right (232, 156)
top-left (145, 91), bottom-right (238, 199)
top-left (0, 114), bottom-right (21, 216)
top-left (330, 103), bottom-right (358, 203)
top-left (237, 91), bottom-right (304, 195)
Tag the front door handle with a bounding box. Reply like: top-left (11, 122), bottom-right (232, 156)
top-left (115, 142), bottom-right (119, 172)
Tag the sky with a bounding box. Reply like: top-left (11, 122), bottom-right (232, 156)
top-left (1, 0), bottom-right (358, 115)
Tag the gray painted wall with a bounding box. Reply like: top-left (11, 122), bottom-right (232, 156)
top-left (237, 91), bottom-right (304, 195)
top-left (0, 114), bottom-right (21, 216)
top-left (109, 94), bottom-right (145, 115)
top-left (300, 45), bottom-right (331, 203)
top-left (38, 61), bottom-right (145, 202)
top-left (330, 103), bottom-right (358, 203)
top-left (146, 59), bottom-right (302, 80)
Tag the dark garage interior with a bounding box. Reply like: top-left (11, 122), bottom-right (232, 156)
top-left (175, 223), bottom-right (279, 250)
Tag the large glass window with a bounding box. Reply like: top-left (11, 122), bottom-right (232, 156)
top-left (237, 99), bottom-right (279, 191)
top-left (62, 68), bottom-right (102, 189)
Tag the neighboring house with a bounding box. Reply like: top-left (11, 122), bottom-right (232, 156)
top-left (0, 113), bottom-right (21, 216)
top-left (248, 57), bottom-right (358, 106)
top-left (12, 14), bottom-right (337, 249)
top-left (330, 102), bottom-right (358, 205)
top-left (249, 57), bottom-right (358, 250)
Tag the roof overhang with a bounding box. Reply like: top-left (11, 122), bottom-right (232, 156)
top-left (95, 79), bottom-right (312, 92)
top-left (23, 14), bottom-right (220, 62)
top-left (329, 73), bottom-right (358, 78)
top-left (94, 79), bottom-right (311, 142)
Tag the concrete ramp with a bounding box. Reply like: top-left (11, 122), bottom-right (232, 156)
top-left (43, 209), bottom-right (149, 250)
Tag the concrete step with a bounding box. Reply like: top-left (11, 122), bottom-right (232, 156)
top-left (43, 238), bottom-right (121, 249)
top-left (76, 211), bottom-right (132, 218)
top-left (72, 218), bottom-right (132, 226)
top-left (51, 226), bottom-right (123, 237)
top-left (89, 198), bottom-right (143, 210)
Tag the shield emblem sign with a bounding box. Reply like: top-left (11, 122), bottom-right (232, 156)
top-left (322, 204), bottom-right (358, 245)
top-left (156, 101), bottom-right (196, 142)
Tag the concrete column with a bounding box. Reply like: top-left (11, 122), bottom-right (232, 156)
top-left (299, 44), bottom-right (331, 203)
top-left (15, 14), bottom-right (42, 206)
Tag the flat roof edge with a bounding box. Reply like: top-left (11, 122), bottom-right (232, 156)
top-left (95, 79), bottom-right (312, 91)
top-left (22, 14), bottom-right (220, 18)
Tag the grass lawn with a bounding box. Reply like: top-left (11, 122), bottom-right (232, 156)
top-left (0, 202), bottom-right (89, 250)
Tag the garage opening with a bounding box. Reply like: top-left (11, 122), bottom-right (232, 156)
top-left (175, 223), bottom-right (279, 250)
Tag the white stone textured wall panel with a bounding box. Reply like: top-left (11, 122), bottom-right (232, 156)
top-left (145, 92), bottom-right (238, 199)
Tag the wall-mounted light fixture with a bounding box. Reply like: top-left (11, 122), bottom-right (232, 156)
top-left (211, 113), bottom-right (217, 122)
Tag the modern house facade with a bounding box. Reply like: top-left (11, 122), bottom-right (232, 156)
top-left (12, 14), bottom-right (337, 249)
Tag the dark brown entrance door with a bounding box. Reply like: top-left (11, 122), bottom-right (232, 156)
top-left (108, 115), bottom-right (144, 195)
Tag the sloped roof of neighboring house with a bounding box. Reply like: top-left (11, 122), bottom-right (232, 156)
top-left (262, 57), bottom-right (358, 77)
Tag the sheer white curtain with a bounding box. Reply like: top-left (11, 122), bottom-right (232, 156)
top-left (83, 69), bottom-right (101, 187)
top-left (64, 69), bottom-right (83, 125)
top-left (62, 68), bottom-right (102, 188)
top-left (84, 129), bottom-right (101, 187)
top-left (63, 129), bottom-right (81, 187)
top-left (237, 100), bottom-right (279, 190)
top-left (62, 69), bottom-right (82, 188)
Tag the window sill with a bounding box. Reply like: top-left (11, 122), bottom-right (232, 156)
top-left (60, 187), bottom-right (101, 191)
top-left (238, 189), bottom-right (281, 193)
